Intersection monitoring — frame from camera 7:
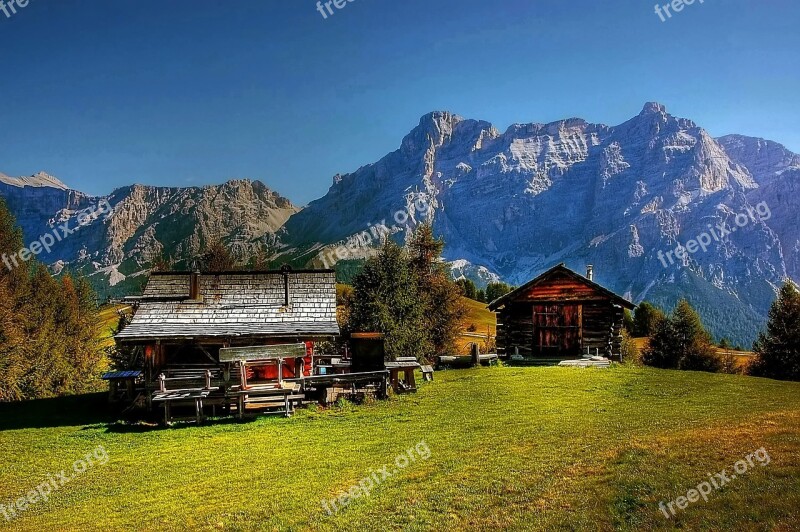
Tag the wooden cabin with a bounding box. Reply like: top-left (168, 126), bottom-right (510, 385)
top-left (114, 267), bottom-right (391, 422)
top-left (488, 264), bottom-right (636, 362)
top-left (116, 267), bottom-right (340, 376)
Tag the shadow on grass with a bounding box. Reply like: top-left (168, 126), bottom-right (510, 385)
top-left (0, 393), bottom-right (115, 431)
top-left (103, 416), bottom-right (259, 433)
top-left (0, 393), bottom-right (266, 432)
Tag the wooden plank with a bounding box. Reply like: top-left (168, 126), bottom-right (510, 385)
top-left (219, 343), bottom-right (306, 362)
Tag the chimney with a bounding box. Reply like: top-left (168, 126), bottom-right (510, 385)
top-left (586, 265), bottom-right (594, 282)
top-left (189, 271), bottom-right (201, 300)
top-left (280, 264), bottom-right (292, 307)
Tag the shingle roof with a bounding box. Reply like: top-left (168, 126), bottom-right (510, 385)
top-left (115, 270), bottom-right (340, 342)
top-left (487, 264), bottom-right (636, 311)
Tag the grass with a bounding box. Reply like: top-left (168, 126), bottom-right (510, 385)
top-left (1, 366), bottom-right (799, 530)
top-left (456, 298), bottom-right (496, 354)
top-left (96, 304), bottom-right (131, 350)
top-left (460, 298), bottom-right (496, 335)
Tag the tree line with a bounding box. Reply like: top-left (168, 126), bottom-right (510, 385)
top-left (0, 200), bottom-right (105, 401)
top-left (455, 278), bottom-right (513, 304)
top-left (626, 286), bottom-right (800, 381)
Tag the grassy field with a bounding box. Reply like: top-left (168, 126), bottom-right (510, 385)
top-left (1, 366), bottom-right (799, 531)
top-left (96, 304), bottom-right (131, 350)
top-left (456, 298), bottom-right (497, 354)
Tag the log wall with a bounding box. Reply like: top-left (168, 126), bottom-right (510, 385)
top-left (494, 271), bottom-right (628, 360)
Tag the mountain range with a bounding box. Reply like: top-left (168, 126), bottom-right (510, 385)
top-left (2, 103), bottom-right (799, 346)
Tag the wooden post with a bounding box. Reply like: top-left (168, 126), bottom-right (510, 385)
top-left (405, 368), bottom-right (416, 390)
top-left (204, 369), bottom-right (212, 390)
top-left (239, 361), bottom-right (248, 390)
top-left (471, 343), bottom-right (480, 367)
top-left (379, 375), bottom-right (388, 399)
top-left (158, 373), bottom-right (166, 393)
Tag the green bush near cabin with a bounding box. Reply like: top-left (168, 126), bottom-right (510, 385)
top-left (1, 366), bottom-right (799, 531)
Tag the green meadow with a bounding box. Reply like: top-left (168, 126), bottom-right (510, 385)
top-left (1, 365), bottom-right (798, 531)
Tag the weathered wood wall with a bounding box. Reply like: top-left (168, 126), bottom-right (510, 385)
top-left (495, 271), bottom-right (627, 360)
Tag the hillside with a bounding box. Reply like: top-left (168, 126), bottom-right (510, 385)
top-left (461, 298), bottom-right (496, 335)
top-left (1, 367), bottom-right (798, 530)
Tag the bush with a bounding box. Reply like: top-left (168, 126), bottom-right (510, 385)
top-left (620, 330), bottom-right (641, 365)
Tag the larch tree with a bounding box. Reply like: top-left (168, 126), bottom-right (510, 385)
top-left (407, 224), bottom-right (467, 359)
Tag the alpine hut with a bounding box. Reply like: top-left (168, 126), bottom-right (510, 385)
top-left (488, 264), bottom-right (636, 362)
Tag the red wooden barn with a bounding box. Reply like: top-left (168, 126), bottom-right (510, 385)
top-left (488, 264), bottom-right (636, 361)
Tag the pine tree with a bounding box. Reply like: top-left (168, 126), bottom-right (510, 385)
top-left (347, 239), bottom-right (427, 360)
top-left (456, 278), bottom-right (478, 300)
top-left (485, 282), bottom-right (513, 304)
top-left (0, 200), bottom-right (105, 401)
top-left (196, 240), bottom-right (237, 271)
top-left (0, 199), bottom-right (27, 401)
top-left (633, 302), bottom-right (666, 337)
top-left (671, 300), bottom-right (721, 372)
top-left (347, 224), bottom-right (467, 362)
top-left (750, 283), bottom-right (800, 381)
top-left (623, 309), bottom-right (635, 335)
top-left (642, 299), bottom-right (721, 372)
top-left (0, 277), bottom-right (24, 401)
top-left (641, 312), bottom-right (675, 368)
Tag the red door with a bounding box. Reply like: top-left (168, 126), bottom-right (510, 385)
top-left (533, 304), bottom-right (582, 356)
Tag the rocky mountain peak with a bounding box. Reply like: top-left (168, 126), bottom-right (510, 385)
top-left (718, 134), bottom-right (800, 183)
top-left (640, 101), bottom-right (668, 115)
top-left (0, 171), bottom-right (70, 190)
top-left (400, 111), bottom-right (469, 154)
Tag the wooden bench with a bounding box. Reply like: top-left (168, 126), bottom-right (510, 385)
top-left (421, 365), bottom-right (434, 382)
top-left (154, 369), bottom-right (219, 425)
top-left (229, 383), bottom-right (302, 419)
top-left (386, 357), bottom-right (421, 393)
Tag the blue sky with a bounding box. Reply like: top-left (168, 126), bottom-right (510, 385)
top-left (1, 0), bottom-right (798, 204)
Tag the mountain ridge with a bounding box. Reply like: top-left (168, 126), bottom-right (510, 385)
top-left (2, 102), bottom-right (798, 346)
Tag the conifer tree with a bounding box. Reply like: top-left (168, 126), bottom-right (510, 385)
top-left (642, 299), bottom-right (720, 372)
top-left (633, 302), bottom-right (666, 337)
top-left (407, 224), bottom-right (467, 358)
top-left (750, 283), bottom-right (800, 381)
top-left (347, 239), bottom-right (426, 360)
top-left (485, 282), bottom-right (513, 304)
top-left (0, 200), bottom-right (104, 400)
